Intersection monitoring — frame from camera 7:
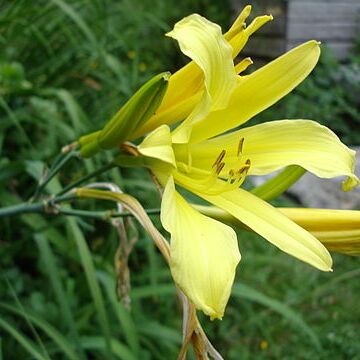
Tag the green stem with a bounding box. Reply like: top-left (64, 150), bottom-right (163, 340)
top-left (0, 194), bottom-right (75, 218)
top-left (58, 207), bottom-right (160, 219)
top-left (56, 163), bottom-right (116, 196)
top-left (0, 193), bottom-right (159, 220)
top-left (0, 202), bottom-right (43, 217)
top-left (32, 150), bottom-right (78, 201)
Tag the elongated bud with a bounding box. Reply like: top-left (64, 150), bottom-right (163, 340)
top-left (79, 72), bottom-right (170, 158)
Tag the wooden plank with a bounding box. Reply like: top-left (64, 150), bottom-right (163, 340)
top-left (288, 1), bottom-right (360, 20)
top-left (232, 0), bottom-right (285, 16)
top-left (287, 40), bottom-right (355, 60)
top-left (290, 17), bottom-right (360, 24)
top-left (287, 22), bottom-right (358, 40)
top-left (255, 17), bottom-right (286, 36)
top-left (290, 0), bottom-right (360, 4)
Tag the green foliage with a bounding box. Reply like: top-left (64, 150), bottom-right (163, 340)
top-left (1, 0), bottom-right (360, 359)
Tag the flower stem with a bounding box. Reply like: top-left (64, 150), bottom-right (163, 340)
top-left (32, 150), bottom-right (78, 201)
top-left (0, 194), bottom-right (75, 218)
top-left (56, 162), bottom-right (116, 196)
top-left (58, 207), bottom-right (160, 220)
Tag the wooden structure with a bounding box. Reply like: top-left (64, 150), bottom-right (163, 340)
top-left (232, 0), bottom-right (360, 60)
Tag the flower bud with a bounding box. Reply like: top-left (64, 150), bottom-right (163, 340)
top-left (79, 72), bottom-right (170, 158)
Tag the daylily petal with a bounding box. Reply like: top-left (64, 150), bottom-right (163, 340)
top-left (167, 14), bottom-right (237, 143)
top-left (132, 7), bottom-right (271, 140)
top-left (130, 91), bottom-right (201, 140)
top-left (225, 9), bottom-right (273, 58)
top-left (278, 208), bottom-right (360, 231)
top-left (311, 230), bottom-right (360, 255)
top-left (195, 187), bottom-right (333, 271)
top-left (279, 208), bottom-right (360, 255)
top-left (196, 205), bottom-right (360, 256)
top-left (188, 120), bottom-right (359, 191)
top-left (138, 125), bottom-right (176, 167)
top-left (161, 177), bottom-right (240, 319)
top-left (189, 41), bottom-right (321, 143)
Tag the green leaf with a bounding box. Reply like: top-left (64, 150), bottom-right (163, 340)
top-left (232, 283), bottom-right (322, 350)
top-left (0, 317), bottom-right (48, 360)
top-left (50, 0), bottom-right (98, 48)
top-left (35, 234), bottom-right (86, 359)
top-left (80, 336), bottom-right (137, 360)
top-left (0, 302), bottom-right (79, 360)
top-left (67, 217), bottom-right (115, 359)
top-left (97, 271), bottom-right (140, 357)
top-left (131, 284), bottom-right (176, 299)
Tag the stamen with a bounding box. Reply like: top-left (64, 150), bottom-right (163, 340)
top-left (237, 137), bottom-right (245, 157)
top-left (212, 150), bottom-right (226, 168)
top-left (216, 162), bottom-right (225, 175)
top-left (175, 146), bottom-right (252, 196)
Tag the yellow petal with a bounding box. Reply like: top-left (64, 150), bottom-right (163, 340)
top-left (161, 177), bottom-right (240, 319)
top-left (196, 205), bottom-right (360, 256)
top-left (129, 91), bottom-right (201, 140)
top-left (278, 208), bottom-right (360, 231)
top-left (132, 7), bottom-right (271, 139)
top-left (138, 125), bottom-right (176, 167)
top-left (190, 41), bottom-right (321, 143)
top-left (311, 230), bottom-right (360, 255)
top-left (225, 5), bottom-right (252, 35)
top-left (279, 208), bottom-right (360, 256)
top-left (196, 187), bottom-right (333, 271)
top-left (166, 14), bottom-right (237, 143)
top-left (189, 120), bottom-right (359, 191)
top-left (225, 11), bottom-right (273, 58)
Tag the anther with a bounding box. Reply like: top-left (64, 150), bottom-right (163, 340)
top-left (237, 138), bottom-right (245, 157)
top-left (216, 162), bottom-right (225, 175)
top-left (237, 159), bottom-right (251, 176)
top-left (212, 150), bottom-right (226, 168)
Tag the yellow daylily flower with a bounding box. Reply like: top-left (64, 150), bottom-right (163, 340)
top-left (134, 8), bottom-right (359, 319)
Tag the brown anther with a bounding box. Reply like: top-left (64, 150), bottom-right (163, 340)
top-left (212, 150), bottom-right (226, 168)
top-left (237, 138), bottom-right (245, 157)
top-left (216, 162), bottom-right (225, 175)
top-left (238, 159), bottom-right (251, 176)
top-left (228, 169), bottom-right (235, 178)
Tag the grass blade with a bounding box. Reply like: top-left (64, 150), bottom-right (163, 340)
top-left (130, 284), bottom-right (175, 299)
top-left (0, 318), bottom-right (48, 360)
top-left (232, 283), bottom-right (322, 350)
top-left (35, 234), bottom-right (86, 360)
top-left (67, 217), bottom-right (114, 359)
top-left (50, 0), bottom-right (98, 48)
top-left (0, 302), bottom-right (79, 360)
top-left (97, 271), bottom-right (140, 357)
top-left (80, 336), bottom-right (137, 360)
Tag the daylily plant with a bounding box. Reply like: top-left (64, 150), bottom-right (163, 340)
top-left (130, 7), bottom-right (359, 320)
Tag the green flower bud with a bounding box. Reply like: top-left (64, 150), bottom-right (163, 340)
top-left (79, 72), bottom-right (170, 158)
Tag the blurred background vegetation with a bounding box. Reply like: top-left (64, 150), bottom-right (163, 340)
top-left (1, 0), bottom-right (360, 359)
